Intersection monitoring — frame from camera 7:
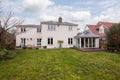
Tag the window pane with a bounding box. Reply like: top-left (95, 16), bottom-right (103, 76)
top-left (48, 25), bottom-right (50, 30)
top-left (68, 38), bottom-right (70, 44)
top-left (51, 25), bottom-right (52, 30)
top-left (54, 25), bottom-right (56, 30)
top-left (48, 38), bottom-right (50, 44)
top-left (71, 38), bottom-right (73, 44)
top-left (24, 28), bottom-right (26, 32)
top-left (51, 38), bottom-right (53, 44)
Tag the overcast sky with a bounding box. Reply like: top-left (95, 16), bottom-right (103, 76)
top-left (2, 0), bottom-right (120, 31)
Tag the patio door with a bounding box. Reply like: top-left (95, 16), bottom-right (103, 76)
top-left (21, 38), bottom-right (26, 47)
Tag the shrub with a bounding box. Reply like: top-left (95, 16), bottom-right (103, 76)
top-left (43, 46), bottom-right (47, 49)
top-left (106, 23), bottom-right (120, 52)
top-left (0, 49), bottom-right (12, 60)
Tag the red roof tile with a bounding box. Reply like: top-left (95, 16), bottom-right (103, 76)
top-left (98, 22), bottom-right (114, 28)
top-left (87, 25), bottom-right (99, 35)
top-left (87, 21), bottom-right (115, 38)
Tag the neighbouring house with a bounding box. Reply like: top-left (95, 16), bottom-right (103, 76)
top-left (16, 17), bottom-right (78, 48)
top-left (75, 21), bottom-right (115, 48)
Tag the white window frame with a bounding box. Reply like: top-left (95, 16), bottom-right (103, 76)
top-left (37, 27), bottom-right (41, 32)
top-left (21, 27), bottom-right (26, 32)
top-left (68, 38), bottom-right (73, 45)
top-left (37, 38), bottom-right (41, 46)
top-left (48, 25), bottom-right (56, 31)
top-left (48, 37), bottom-right (53, 45)
top-left (68, 26), bottom-right (72, 31)
top-left (99, 27), bottom-right (104, 33)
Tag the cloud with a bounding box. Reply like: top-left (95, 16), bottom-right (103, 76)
top-left (3, 0), bottom-right (120, 31)
top-left (92, 8), bottom-right (120, 24)
top-left (23, 0), bottom-right (54, 13)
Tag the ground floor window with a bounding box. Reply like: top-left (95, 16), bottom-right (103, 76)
top-left (48, 38), bottom-right (53, 45)
top-left (79, 38), bottom-right (96, 48)
top-left (68, 38), bottom-right (73, 45)
top-left (37, 38), bottom-right (41, 45)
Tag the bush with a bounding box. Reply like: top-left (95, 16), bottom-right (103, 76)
top-left (0, 49), bottom-right (12, 60)
top-left (43, 46), bottom-right (47, 49)
top-left (106, 23), bottom-right (120, 52)
top-left (22, 46), bottom-right (26, 49)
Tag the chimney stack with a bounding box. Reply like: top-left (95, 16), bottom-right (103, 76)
top-left (58, 17), bottom-right (62, 23)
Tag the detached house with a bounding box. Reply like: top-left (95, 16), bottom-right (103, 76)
top-left (16, 17), bottom-right (78, 48)
top-left (75, 21), bottom-right (114, 48)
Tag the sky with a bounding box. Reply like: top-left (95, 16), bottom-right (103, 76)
top-left (2, 0), bottom-right (120, 31)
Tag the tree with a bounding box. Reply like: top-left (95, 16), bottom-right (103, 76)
top-left (0, 0), bottom-right (23, 49)
top-left (106, 23), bottom-right (120, 52)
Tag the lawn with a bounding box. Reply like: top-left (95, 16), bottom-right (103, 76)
top-left (0, 49), bottom-right (120, 80)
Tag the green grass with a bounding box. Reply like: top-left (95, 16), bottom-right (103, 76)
top-left (0, 49), bottom-right (120, 80)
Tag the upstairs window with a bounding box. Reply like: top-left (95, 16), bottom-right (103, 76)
top-left (68, 26), bottom-right (72, 31)
top-left (48, 37), bottom-right (53, 45)
top-left (21, 27), bottom-right (26, 32)
top-left (48, 25), bottom-right (56, 30)
top-left (99, 27), bottom-right (104, 33)
top-left (68, 38), bottom-right (73, 45)
top-left (37, 26), bottom-right (41, 32)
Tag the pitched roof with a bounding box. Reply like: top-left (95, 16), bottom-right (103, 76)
top-left (87, 21), bottom-right (115, 37)
top-left (87, 25), bottom-right (99, 35)
top-left (41, 21), bottom-right (78, 26)
top-left (16, 25), bottom-right (40, 27)
top-left (75, 30), bottom-right (99, 38)
top-left (98, 21), bottom-right (114, 28)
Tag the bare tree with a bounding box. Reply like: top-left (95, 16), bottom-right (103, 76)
top-left (0, 12), bottom-right (23, 49)
top-left (0, 0), bottom-right (23, 49)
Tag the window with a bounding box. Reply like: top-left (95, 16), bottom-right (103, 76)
top-left (68, 26), bottom-right (72, 31)
top-left (68, 38), bottom-right (73, 45)
top-left (48, 25), bottom-right (56, 30)
top-left (21, 27), bottom-right (26, 32)
top-left (99, 27), bottom-right (104, 33)
top-left (30, 38), bottom-right (32, 40)
top-left (37, 38), bottom-right (41, 45)
top-left (48, 25), bottom-right (50, 30)
top-left (37, 26), bottom-right (41, 32)
top-left (53, 25), bottom-right (56, 30)
top-left (48, 38), bottom-right (53, 45)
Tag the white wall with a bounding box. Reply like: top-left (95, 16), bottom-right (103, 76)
top-left (41, 24), bottom-right (78, 48)
top-left (16, 24), bottom-right (78, 48)
top-left (16, 27), bottom-right (42, 47)
top-left (95, 38), bottom-right (99, 48)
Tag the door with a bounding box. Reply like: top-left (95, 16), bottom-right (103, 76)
top-left (21, 38), bottom-right (26, 47)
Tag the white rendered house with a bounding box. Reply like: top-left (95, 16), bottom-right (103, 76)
top-left (16, 17), bottom-right (78, 48)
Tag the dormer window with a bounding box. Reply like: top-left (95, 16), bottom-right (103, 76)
top-left (21, 27), bottom-right (26, 32)
top-left (48, 25), bottom-right (56, 31)
top-left (99, 27), bottom-right (104, 33)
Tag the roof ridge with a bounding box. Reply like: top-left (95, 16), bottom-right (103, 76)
top-left (99, 21), bottom-right (113, 23)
